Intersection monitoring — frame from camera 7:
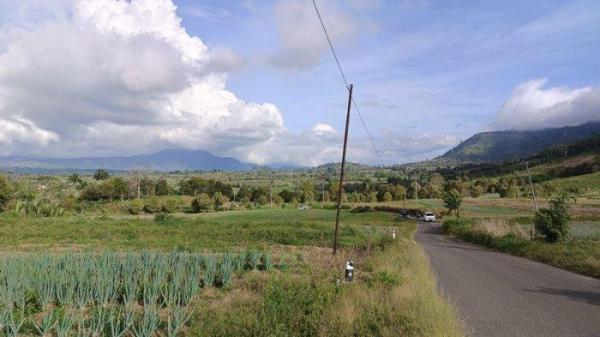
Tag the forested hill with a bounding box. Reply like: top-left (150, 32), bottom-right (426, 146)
top-left (439, 121), bottom-right (600, 163)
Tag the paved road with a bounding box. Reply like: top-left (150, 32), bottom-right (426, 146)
top-left (415, 222), bottom-right (600, 337)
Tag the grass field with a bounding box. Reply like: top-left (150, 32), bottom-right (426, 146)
top-left (0, 209), bottom-right (463, 337)
top-left (0, 209), bottom-right (397, 252)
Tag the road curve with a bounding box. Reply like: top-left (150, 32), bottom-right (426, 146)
top-left (415, 222), bottom-right (600, 337)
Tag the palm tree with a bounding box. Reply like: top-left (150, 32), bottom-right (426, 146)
top-left (67, 173), bottom-right (81, 184)
top-left (93, 169), bottom-right (110, 181)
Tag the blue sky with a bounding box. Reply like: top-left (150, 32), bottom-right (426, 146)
top-left (0, 0), bottom-right (598, 165)
top-left (177, 0), bottom-right (600, 134)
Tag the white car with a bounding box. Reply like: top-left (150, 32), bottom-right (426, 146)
top-left (424, 212), bottom-right (436, 222)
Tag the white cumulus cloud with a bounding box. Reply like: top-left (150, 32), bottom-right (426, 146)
top-left (0, 0), bottom-right (285, 160)
top-left (495, 79), bottom-right (600, 130)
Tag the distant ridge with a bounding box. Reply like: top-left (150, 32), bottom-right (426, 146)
top-left (0, 149), bottom-right (253, 172)
top-left (439, 121), bottom-right (600, 163)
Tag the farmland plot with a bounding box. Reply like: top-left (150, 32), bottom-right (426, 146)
top-left (0, 251), bottom-right (273, 337)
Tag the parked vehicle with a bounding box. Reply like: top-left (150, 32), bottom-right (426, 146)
top-left (424, 212), bottom-right (436, 222)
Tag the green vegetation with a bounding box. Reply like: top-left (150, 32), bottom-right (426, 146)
top-left (438, 121), bottom-right (600, 163)
top-left (443, 190), bottom-right (462, 217)
top-left (187, 220), bottom-right (462, 337)
top-left (443, 217), bottom-right (599, 278)
top-left (0, 207), bottom-right (462, 337)
top-left (0, 250), bottom-right (272, 337)
top-left (0, 128), bottom-right (598, 335)
top-left (534, 195), bottom-right (571, 243)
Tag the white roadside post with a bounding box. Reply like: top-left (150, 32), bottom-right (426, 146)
top-left (392, 229), bottom-right (396, 240)
top-left (345, 260), bottom-right (354, 283)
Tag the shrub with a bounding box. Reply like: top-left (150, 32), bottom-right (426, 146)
top-left (351, 205), bottom-right (374, 213)
top-left (153, 212), bottom-right (180, 225)
top-left (191, 193), bottom-right (211, 213)
top-left (534, 194), bottom-right (571, 243)
top-left (127, 199), bottom-right (143, 215)
top-left (442, 218), bottom-right (472, 235)
top-left (162, 197), bottom-right (182, 213)
top-left (212, 192), bottom-right (229, 211)
top-left (143, 197), bottom-right (162, 214)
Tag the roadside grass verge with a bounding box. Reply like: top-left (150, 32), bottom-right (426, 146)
top-left (443, 218), bottom-right (600, 278)
top-left (189, 221), bottom-right (463, 337)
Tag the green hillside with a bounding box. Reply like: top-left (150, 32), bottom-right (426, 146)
top-left (440, 121), bottom-right (600, 163)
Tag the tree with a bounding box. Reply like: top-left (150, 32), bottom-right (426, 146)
top-left (391, 185), bottom-right (406, 202)
top-left (0, 174), bottom-right (11, 210)
top-left (257, 195), bottom-right (268, 205)
top-left (112, 177), bottom-right (129, 200)
top-left (443, 189), bottom-right (463, 217)
top-left (301, 182), bottom-right (315, 202)
top-left (140, 177), bottom-right (156, 196)
top-left (155, 178), bottom-right (170, 196)
top-left (279, 189), bottom-right (295, 203)
top-left (93, 169), bottom-right (110, 181)
top-left (67, 173), bottom-right (81, 184)
top-left (469, 185), bottom-right (485, 198)
top-left (191, 193), bottom-right (212, 212)
top-left (212, 191), bottom-right (229, 210)
top-left (534, 194), bottom-right (571, 243)
top-left (428, 173), bottom-right (445, 198)
top-left (237, 186), bottom-right (252, 201)
top-left (383, 191), bottom-right (393, 202)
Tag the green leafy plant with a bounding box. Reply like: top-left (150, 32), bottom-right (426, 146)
top-left (32, 310), bottom-right (56, 336)
top-left (443, 189), bottom-right (463, 218)
top-left (534, 194), bottom-right (571, 243)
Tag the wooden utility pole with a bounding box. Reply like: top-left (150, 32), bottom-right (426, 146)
top-left (524, 161), bottom-right (538, 239)
top-left (321, 177), bottom-right (325, 208)
top-left (333, 84), bottom-right (353, 255)
top-left (524, 161), bottom-right (538, 211)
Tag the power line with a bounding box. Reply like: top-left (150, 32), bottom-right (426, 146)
top-left (311, 0), bottom-right (385, 167)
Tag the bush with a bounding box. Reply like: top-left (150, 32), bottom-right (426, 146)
top-left (534, 194), bottom-right (571, 243)
top-left (191, 193), bottom-right (211, 213)
top-left (127, 199), bottom-right (143, 215)
top-left (154, 212), bottom-right (180, 225)
top-left (442, 218), bottom-right (472, 235)
top-left (162, 197), bottom-right (182, 213)
top-left (351, 205), bottom-right (374, 213)
top-left (143, 196), bottom-right (162, 214)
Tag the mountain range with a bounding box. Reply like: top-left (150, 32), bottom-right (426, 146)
top-left (2, 121), bottom-right (599, 173)
top-left (0, 149), bottom-right (253, 172)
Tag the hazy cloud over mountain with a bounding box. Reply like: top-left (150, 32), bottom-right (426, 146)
top-left (495, 79), bottom-right (600, 130)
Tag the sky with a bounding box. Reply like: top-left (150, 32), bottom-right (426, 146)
top-left (0, 0), bottom-right (598, 166)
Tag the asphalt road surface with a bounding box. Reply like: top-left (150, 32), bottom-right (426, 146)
top-left (415, 222), bottom-right (600, 337)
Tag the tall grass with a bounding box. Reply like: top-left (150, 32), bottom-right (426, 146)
top-left (188, 223), bottom-right (464, 337)
top-left (444, 218), bottom-right (600, 278)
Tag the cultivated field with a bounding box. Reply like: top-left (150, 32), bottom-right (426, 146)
top-left (0, 208), bottom-right (463, 337)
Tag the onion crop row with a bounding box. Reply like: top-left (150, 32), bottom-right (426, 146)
top-left (0, 250), bottom-right (274, 336)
